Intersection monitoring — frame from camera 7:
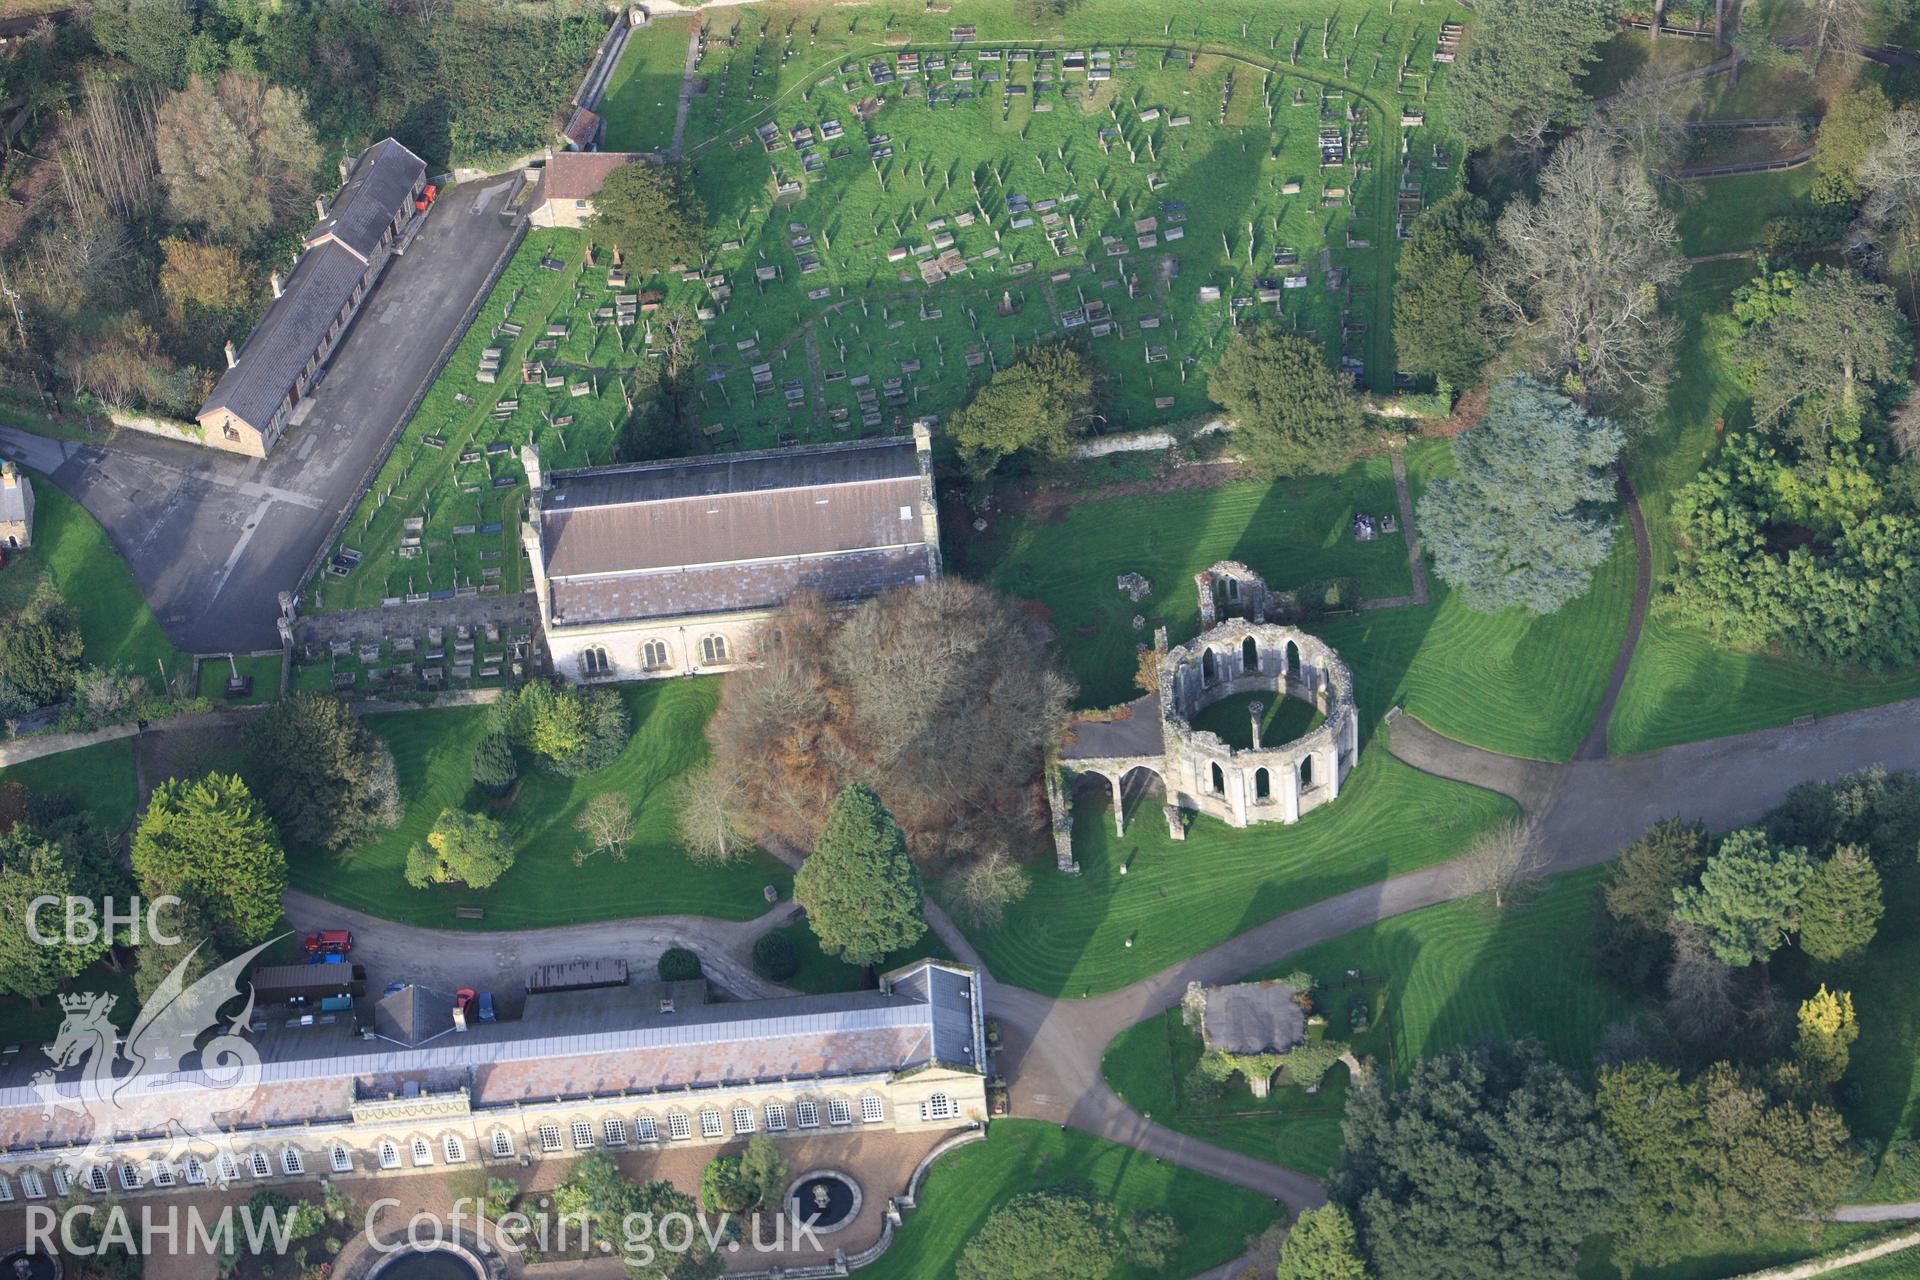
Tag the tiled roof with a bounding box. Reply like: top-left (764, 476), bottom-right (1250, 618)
top-left (550, 545), bottom-right (931, 627)
top-left (539, 438), bottom-right (932, 626)
top-left (196, 242), bottom-right (367, 432)
top-left (0, 961), bottom-right (980, 1146)
top-left (561, 107), bottom-right (603, 150)
top-left (1061, 694), bottom-right (1167, 760)
top-left (1204, 981), bottom-right (1305, 1056)
top-left (538, 151), bottom-right (644, 202)
top-left (306, 137), bottom-right (425, 261)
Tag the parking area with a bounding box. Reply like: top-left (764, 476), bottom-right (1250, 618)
top-left (0, 174), bottom-right (528, 653)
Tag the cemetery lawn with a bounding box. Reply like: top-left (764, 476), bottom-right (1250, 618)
top-left (285, 679), bottom-right (792, 928)
top-left (2, 472), bottom-right (186, 690)
top-left (0, 739), bottom-right (139, 836)
top-left (608, 0), bottom-right (1467, 449)
top-left (307, 228), bottom-right (654, 614)
top-left (855, 1119), bottom-right (1282, 1280)
top-left (1609, 261), bottom-right (1920, 754)
top-left (601, 16), bottom-right (696, 153)
top-left (945, 742), bottom-right (1514, 996)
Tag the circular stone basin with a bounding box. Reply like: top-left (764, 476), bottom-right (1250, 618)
top-left (788, 1170), bottom-right (862, 1234)
top-left (0, 1251), bottom-right (60, 1280)
top-left (368, 1246), bottom-right (484, 1280)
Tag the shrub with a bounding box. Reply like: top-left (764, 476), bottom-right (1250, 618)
top-left (751, 931), bottom-right (798, 981)
top-left (471, 732), bottom-right (518, 797)
top-left (658, 947), bottom-right (702, 982)
top-left (700, 1155), bottom-right (752, 1214)
top-left (489, 682), bottom-right (631, 777)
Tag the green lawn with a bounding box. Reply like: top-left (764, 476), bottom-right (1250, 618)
top-left (947, 740), bottom-right (1515, 996)
top-left (1189, 690), bottom-right (1323, 751)
top-left (1101, 865), bottom-right (1632, 1176)
top-left (955, 457), bottom-right (1414, 709)
top-left (1103, 983), bottom-right (1387, 1179)
top-left (285, 680), bottom-right (791, 928)
top-left (762, 920), bottom-right (953, 994)
top-left (0, 739), bottom-right (139, 836)
top-left (1611, 260), bottom-right (1920, 754)
top-left (195, 654), bottom-right (283, 705)
top-left (1316, 443), bottom-right (1636, 761)
top-left (601, 17), bottom-right (695, 153)
top-left (856, 1120), bottom-right (1284, 1280)
top-left (6, 472), bottom-right (186, 691)
top-left (1674, 165), bottom-right (1818, 258)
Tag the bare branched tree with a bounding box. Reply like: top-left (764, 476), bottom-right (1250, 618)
top-left (1855, 108), bottom-right (1920, 305)
top-left (572, 792), bottom-right (635, 866)
top-left (1664, 919), bottom-right (1738, 1046)
top-left (1483, 130), bottom-right (1683, 427)
top-left (673, 763), bottom-right (754, 865)
top-left (1589, 68), bottom-right (1705, 172)
top-left (948, 850), bottom-right (1031, 929)
top-left (1451, 817), bottom-right (1548, 912)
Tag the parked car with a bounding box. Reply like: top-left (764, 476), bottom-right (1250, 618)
top-left (303, 930), bottom-right (353, 956)
top-left (476, 992), bottom-right (496, 1022)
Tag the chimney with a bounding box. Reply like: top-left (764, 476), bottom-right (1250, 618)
top-left (1, 461), bottom-right (16, 488)
top-left (223, 341), bottom-right (238, 369)
top-left (270, 270), bottom-right (283, 298)
top-left (520, 444), bottom-right (544, 492)
top-left (315, 195), bottom-right (328, 220)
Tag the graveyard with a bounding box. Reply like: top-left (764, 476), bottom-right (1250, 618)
top-left (304, 228), bottom-right (655, 617)
top-left (651, 0), bottom-right (1468, 446)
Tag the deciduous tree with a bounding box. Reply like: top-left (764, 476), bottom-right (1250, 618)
top-left (0, 826), bottom-right (130, 1000)
top-left (488, 681), bottom-right (631, 778)
top-left (572, 793), bottom-right (633, 866)
top-left (1448, 816), bottom-right (1547, 911)
top-left (1417, 377), bottom-right (1622, 614)
top-left (1209, 326), bottom-right (1366, 477)
top-left (673, 763), bottom-right (752, 864)
top-left (153, 71), bottom-right (320, 246)
top-left (131, 774), bottom-right (285, 948)
top-left (1483, 132), bottom-right (1682, 425)
top-left (956, 1188), bottom-right (1165, 1280)
top-left (1816, 82), bottom-right (1894, 204)
top-left (705, 580), bottom-right (1071, 869)
top-left (1732, 265), bottom-right (1909, 449)
top-left (794, 784), bottom-right (925, 968)
top-left (405, 809), bottom-right (513, 891)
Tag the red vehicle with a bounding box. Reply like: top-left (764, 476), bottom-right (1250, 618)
top-left (414, 183), bottom-right (438, 213)
top-left (303, 930), bottom-right (353, 956)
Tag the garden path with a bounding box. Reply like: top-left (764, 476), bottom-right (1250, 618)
top-left (1576, 469), bottom-right (1652, 760)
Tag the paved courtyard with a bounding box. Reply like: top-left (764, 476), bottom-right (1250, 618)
top-left (0, 175), bottom-right (528, 654)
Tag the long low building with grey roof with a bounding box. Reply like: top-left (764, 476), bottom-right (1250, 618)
top-left (521, 426), bottom-right (942, 682)
top-left (0, 959), bottom-right (986, 1199)
top-left (194, 138), bottom-right (428, 457)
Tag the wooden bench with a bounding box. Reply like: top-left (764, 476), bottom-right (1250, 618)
top-left (454, 907), bottom-right (486, 920)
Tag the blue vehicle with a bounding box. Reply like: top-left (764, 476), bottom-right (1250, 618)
top-left (476, 992), bottom-right (496, 1022)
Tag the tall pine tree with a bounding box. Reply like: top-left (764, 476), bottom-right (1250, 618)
top-left (1797, 845), bottom-right (1882, 964)
top-left (794, 784), bottom-right (926, 968)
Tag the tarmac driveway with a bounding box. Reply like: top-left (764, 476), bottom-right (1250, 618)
top-left (0, 174), bottom-right (527, 654)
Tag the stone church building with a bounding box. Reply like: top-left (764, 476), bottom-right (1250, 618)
top-left (523, 427), bottom-right (941, 683)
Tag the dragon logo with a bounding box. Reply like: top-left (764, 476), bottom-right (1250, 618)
top-left (33, 938), bottom-right (278, 1176)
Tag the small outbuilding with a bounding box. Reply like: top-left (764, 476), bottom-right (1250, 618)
top-left (1200, 980), bottom-right (1305, 1057)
